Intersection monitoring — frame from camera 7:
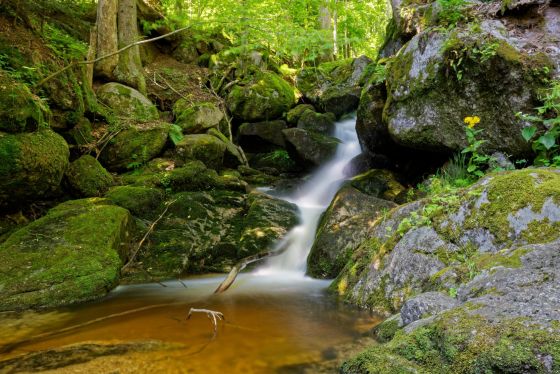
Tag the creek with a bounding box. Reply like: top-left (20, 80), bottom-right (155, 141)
top-left (0, 116), bottom-right (379, 373)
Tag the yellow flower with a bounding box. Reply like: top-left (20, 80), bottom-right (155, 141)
top-left (464, 116), bottom-right (481, 128)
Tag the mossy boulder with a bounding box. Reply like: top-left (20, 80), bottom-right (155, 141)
top-left (0, 73), bottom-right (48, 133)
top-left (226, 71), bottom-right (296, 122)
top-left (172, 100), bottom-right (224, 134)
top-left (67, 117), bottom-right (95, 146)
top-left (238, 120), bottom-right (287, 152)
top-left (105, 186), bottom-right (164, 218)
top-left (297, 110), bottom-right (336, 135)
top-left (296, 56), bottom-right (371, 117)
top-left (307, 170), bottom-right (404, 279)
top-left (286, 104), bottom-right (316, 125)
top-left (0, 129), bottom-right (69, 206)
top-left (282, 128), bottom-right (339, 167)
top-left (97, 83), bottom-right (159, 122)
top-left (248, 150), bottom-right (300, 174)
top-left (174, 134), bottom-right (226, 170)
top-left (99, 122), bottom-right (171, 171)
top-left (0, 198), bottom-right (134, 310)
top-left (65, 155), bottom-right (114, 197)
top-left (383, 28), bottom-right (553, 156)
top-left (332, 168), bottom-right (560, 315)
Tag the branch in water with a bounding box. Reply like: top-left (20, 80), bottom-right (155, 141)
top-left (187, 308), bottom-right (225, 338)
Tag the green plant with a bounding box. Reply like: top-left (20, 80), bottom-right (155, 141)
top-left (169, 124), bottom-right (184, 145)
top-left (519, 80), bottom-right (560, 166)
top-left (462, 116), bottom-right (491, 178)
top-left (437, 0), bottom-right (468, 28)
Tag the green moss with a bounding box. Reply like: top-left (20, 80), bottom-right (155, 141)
top-left (0, 73), bottom-right (48, 133)
top-left (175, 134), bottom-right (226, 170)
top-left (66, 155), bottom-right (113, 197)
top-left (0, 199), bottom-right (133, 310)
top-left (105, 186), bottom-right (164, 218)
top-left (374, 315), bottom-right (402, 343)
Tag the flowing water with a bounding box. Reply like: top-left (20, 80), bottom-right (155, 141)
top-left (0, 115), bottom-right (377, 373)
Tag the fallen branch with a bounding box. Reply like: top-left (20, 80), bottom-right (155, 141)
top-left (214, 238), bottom-right (292, 294)
top-left (187, 308), bottom-right (225, 337)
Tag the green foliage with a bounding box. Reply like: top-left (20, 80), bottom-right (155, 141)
top-left (462, 125), bottom-right (490, 179)
top-left (169, 124), bottom-right (184, 145)
top-left (436, 0), bottom-right (468, 28)
top-left (43, 23), bottom-right (88, 62)
top-left (518, 80), bottom-right (560, 166)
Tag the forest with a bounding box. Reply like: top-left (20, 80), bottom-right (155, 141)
top-left (0, 0), bottom-right (559, 372)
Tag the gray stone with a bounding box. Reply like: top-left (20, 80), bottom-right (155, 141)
top-left (400, 292), bottom-right (460, 326)
top-left (282, 128), bottom-right (339, 167)
top-left (97, 83), bottom-right (159, 122)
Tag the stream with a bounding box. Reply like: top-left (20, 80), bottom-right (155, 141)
top-left (0, 116), bottom-right (380, 373)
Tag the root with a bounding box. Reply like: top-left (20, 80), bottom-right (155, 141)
top-left (187, 308), bottom-right (225, 337)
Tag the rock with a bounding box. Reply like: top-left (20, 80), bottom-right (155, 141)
top-left (65, 155), bottom-right (114, 197)
top-left (0, 198), bottom-right (133, 310)
top-left (248, 150), bottom-right (299, 173)
top-left (0, 130), bottom-right (69, 206)
top-left (0, 73), bottom-right (47, 133)
top-left (172, 40), bottom-right (199, 64)
top-left (286, 104), bottom-right (315, 125)
top-left (400, 292), bottom-right (460, 326)
top-left (67, 117), bottom-right (95, 146)
top-left (384, 28), bottom-right (553, 156)
top-left (489, 152), bottom-right (515, 170)
top-left (296, 56), bottom-right (372, 117)
top-left (105, 186), bottom-right (165, 218)
top-left (97, 82), bottom-right (159, 122)
top-left (173, 100), bottom-right (224, 134)
top-left (282, 128), bottom-right (339, 167)
top-left (174, 134), bottom-right (226, 169)
top-left (307, 185), bottom-right (398, 279)
top-left (207, 128), bottom-right (246, 168)
top-left (238, 120), bottom-right (287, 151)
top-left (349, 169), bottom-right (406, 200)
top-left (355, 80), bottom-right (391, 155)
top-left (226, 71), bottom-right (295, 122)
top-left (100, 122), bottom-right (171, 171)
top-left (343, 152), bottom-right (394, 177)
top-left (372, 314), bottom-right (403, 343)
top-left (297, 110), bottom-right (336, 135)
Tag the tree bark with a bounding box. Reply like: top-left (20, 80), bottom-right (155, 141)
top-left (94, 0), bottom-right (119, 79)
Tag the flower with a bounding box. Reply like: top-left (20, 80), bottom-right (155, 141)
top-left (464, 116), bottom-right (481, 128)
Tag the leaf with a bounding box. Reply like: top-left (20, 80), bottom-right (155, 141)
top-left (537, 133), bottom-right (556, 150)
top-left (169, 124), bottom-right (184, 145)
top-left (521, 126), bottom-right (537, 142)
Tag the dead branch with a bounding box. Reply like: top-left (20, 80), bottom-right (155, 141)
top-left (121, 199), bottom-right (177, 273)
top-left (214, 238), bottom-right (292, 294)
top-left (187, 308), bottom-right (225, 337)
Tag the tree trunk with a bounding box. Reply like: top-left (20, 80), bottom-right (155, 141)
top-left (114, 0), bottom-right (146, 93)
top-left (94, 0), bottom-right (119, 79)
top-left (333, 0), bottom-right (338, 59)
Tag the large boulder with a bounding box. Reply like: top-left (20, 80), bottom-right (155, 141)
top-left (0, 130), bottom-right (69, 206)
top-left (286, 104), bottom-right (315, 125)
top-left (238, 120), bottom-right (287, 152)
top-left (296, 56), bottom-right (372, 117)
top-left (173, 100), bottom-right (224, 134)
top-left (0, 73), bottom-right (48, 133)
top-left (105, 186), bottom-right (165, 219)
top-left (100, 122), bottom-right (171, 171)
top-left (97, 83), bottom-right (159, 122)
top-left (332, 168), bottom-right (560, 315)
top-left (297, 110), bottom-right (336, 135)
top-left (226, 71), bottom-right (295, 122)
top-left (248, 150), bottom-right (299, 174)
top-left (282, 128), bottom-right (339, 167)
top-left (65, 155), bottom-right (114, 197)
top-left (383, 28), bottom-right (553, 156)
top-left (174, 134), bottom-right (226, 169)
top-left (0, 198), bottom-right (134, 310)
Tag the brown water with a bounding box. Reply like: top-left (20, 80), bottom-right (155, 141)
top-left (0, 274), bottom-right (379, 373)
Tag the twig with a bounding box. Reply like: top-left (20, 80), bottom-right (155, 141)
top-left (121, 199), bottom-right (177, 273)
top-left (187, 308), bottom-right (225, 337)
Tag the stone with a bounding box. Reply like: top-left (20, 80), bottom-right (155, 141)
top-left (286, 104), bottom-right (315, 125)
top-left (400, 292), bottom-right (460, 326)
top-left (105, 186), bottom-right (165, 218)
top-left (173, 100), bottom-right (224, 134)
top-left (97, 82), bottom-right (159, 122)
top-left (0, 73), bottom-right (47, 133)
top-left (0, 198), bottom-right (133, 310)
top-left (248, 150), bottom-right (299, 174)
top-left (238, 120), bottom-right (287, 151)
top-left (174, 134), bottom-right (226, 169)
top-left (282, 128), bottom-right (339, 167)
top-left (65, 155), bottom-right (114, 197)
top-left (0, 130), bottom-right (69, 206)
top-left (297, 110), bottom-right (336, 135)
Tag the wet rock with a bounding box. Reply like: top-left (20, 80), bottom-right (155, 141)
top-left (105, 186), bottom-right (165, 218)
top-left (174, 133), bottom-right (226, 169)
top-left (286, 104), bottom-right (315, 125)
top-left (0, 198), bottom-right (133, 311)
top-left (400, 292), bottom-right (460, 326)
top-left (248, 150), bottom-right (299, 174)
top-left (238, 120), bottom-right (287, 151)
top-left (96, 83), bottom-right (159, 122)
top-left (0, 130), bottom-right (69, 206)
top-left (173, 100), bottom-right (223, 134)
top-left (297, 110), bottom-right (336, 135)
top-left (100, 122), bottom-right (171, 171)
top-left (65, 155), bottom-right (114, 197)
top-left (282, 128), bottom-right (339, 167)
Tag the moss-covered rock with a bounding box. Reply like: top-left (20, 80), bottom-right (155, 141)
top-left (0, 198), bottom-right (133, 310)
top-left (238, 120), bottom-right (287, 152)
top-left (282, 128), bottom-right (339, 167)
top-left (67, 117), bottom-right (95, 146)
top-left (65, 155), bottom-right (113, 197)
top-left (0, 73), bottom-right (48, 133)
top-left (248, 150), bottom-right (300, 173)
top-left (297, 110), bottom-right (336, 135)
top-left (286, 104), bottom-right (315, 125)
top-left (174, 134), bottom-right (226, 169)
top-left (97, 82), bottom-right (159, 122)
top-left (105, 186), bottom-right (164, 218)
top-left (226, 71), bottom-right (295, 122)
top-left (172, 100), bottom-right (224, 134)
top-left (0, 129), bottom-right (69, 206)
top-left (99, 122), bottom-right (171, 171)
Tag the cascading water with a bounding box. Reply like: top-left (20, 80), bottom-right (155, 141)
top-left (258, 115), bottom-right (362, 276)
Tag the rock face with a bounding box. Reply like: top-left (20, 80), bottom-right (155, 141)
top-left (307, 169), bottom-right (405, 279)
top-left (173, 100), bottom-right (224, 134)
top-left (97, 83), bottom-right (159, 122)
top-left (226, 71), bottom-right (295, 122)
top-left (296, 56), bottom-right (371, 117)
top-left (282, 128), bottom-right (339, 167)
top-left (0, 198), bottom-right (133, 310)
top-left (382, 28), bottom-right (552, 156)
top-left (65, 155), bottom-right (114, 197)
top-left (100, 122), bottom-right (171, 171)
top-left (0, 130), bottom-right (69, 206)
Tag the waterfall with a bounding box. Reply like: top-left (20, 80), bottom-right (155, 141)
top-left (258, 115), bottom-right (361, 276)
